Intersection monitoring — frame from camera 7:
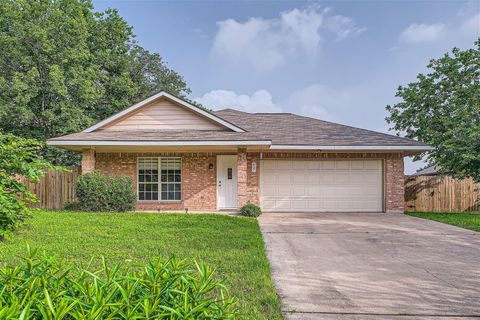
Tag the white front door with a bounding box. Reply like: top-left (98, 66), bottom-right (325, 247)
top-left (217, 155), bottom-right (238, 209)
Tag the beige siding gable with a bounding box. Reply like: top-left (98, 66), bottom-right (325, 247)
top-left (101, 98), bottom-right (224, 131)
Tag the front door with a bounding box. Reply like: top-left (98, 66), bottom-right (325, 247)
top-left (217, 155), bottom-right (237, 209)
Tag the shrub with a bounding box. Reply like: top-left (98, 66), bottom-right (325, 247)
top-left (0, 247), bottom-right (239, 319)
top-left (76, 173), bottom-right (136, 212)
top-left (240, 204), bottom-right (262, 217)
top-left (0, 133), bottom-right (58, 240)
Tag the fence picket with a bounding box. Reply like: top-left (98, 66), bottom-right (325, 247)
top-left (405, 175), bottom-right (480, 212)
top-left (19, 166), bottom-right (81, 210)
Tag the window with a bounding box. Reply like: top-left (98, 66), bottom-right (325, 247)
top-left (138, 158), bottom-right (181, 201)
top-left (160, 158), bottom-right (182, 201)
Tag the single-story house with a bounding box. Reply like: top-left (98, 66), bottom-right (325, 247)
top-left (48, 91), bottom-right (431, 213)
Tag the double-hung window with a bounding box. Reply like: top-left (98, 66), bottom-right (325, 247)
top-left (138, 158), bottom-right (181, 201)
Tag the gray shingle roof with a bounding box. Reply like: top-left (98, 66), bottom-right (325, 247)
top-left (49, 108), bottom-right (428, 148)
top-left (213, 109), bottom-right (427, 146)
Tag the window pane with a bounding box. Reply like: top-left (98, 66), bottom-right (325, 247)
top-left (138, 158), bottom-right (159, 201)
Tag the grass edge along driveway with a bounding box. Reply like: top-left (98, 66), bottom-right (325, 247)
top-left (0, 211), bottom-right (283, 320)
top-left (407, 211), bottom-right (480, 232)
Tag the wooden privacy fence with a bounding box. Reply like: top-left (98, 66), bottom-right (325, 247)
top-left (405, 175), bottom-right (480, 212)
top-left (20, 166), bottom-right (81, 210)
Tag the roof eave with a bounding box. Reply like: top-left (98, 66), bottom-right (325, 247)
top-left (269, 145), bottom-right (433, 152)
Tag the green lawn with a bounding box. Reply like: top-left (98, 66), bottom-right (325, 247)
top-left (407, 211), bottom-right (480, 232)
top-left (0, 211), bottom-right (283, 320)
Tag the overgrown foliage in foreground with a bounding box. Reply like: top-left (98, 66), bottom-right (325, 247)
top-left (0, 211), bottom-right (283, 319)
top-left (0, 247), bottom-right (238, 319)
top-left (0, 133), bottom-right (57, 240)
top-left (407, 211), bottom-right (480, 232)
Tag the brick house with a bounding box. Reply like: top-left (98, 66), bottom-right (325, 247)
top-left (48, 92), bottom-right (431, 213)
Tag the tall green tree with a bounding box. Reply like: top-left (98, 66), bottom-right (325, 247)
top-left (387, 39), bottom-right (480, 181)
top-left (0, 0), bottom-right (190, 164)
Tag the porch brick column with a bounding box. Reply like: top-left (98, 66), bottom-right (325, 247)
top-left (237, 148), bottom-right (248, 208)
top-left (385, 155), bottom-right (405, 213)
top-left (81, 148), bottom-right (95, 174)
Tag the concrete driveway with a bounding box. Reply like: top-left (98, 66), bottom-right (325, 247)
top-left (259, 212), bottom-right (480, 320)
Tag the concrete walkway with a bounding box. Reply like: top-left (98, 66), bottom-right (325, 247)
top-left (259, 212), bottom-right (480, 319)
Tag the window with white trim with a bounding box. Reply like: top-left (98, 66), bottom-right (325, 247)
top-left (138, 158), bottom-right (181, 201)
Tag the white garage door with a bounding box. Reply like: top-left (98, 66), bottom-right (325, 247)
top-left (260, 159), bottom-right (383, 212)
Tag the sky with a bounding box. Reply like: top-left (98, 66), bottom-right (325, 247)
top-left (93, 0), bottom-right (480, 173)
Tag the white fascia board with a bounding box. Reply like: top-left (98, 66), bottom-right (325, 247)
top-left (82, 92), bottom-right (245, 133)
top-left (47, 140), bottom-right (271, 146)
top-left (269, 145), bottom-right (433, 151)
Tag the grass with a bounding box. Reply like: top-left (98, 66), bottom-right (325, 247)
top-left (0, 210), bottom-right (283, 320)
top-left (407, 211), bottom-right (480, 232)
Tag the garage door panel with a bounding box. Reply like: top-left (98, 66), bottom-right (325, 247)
top-left (307, 161), bottom-right (320, 169)
top-left (263, 161), bottom-right (276, 169)
top-left (307, 174), bottom-right (320, 184)
top-left (293, 161), bottom-right (306, 169)
top-left (350, 174), bottom-right (366, 184)
top-left (278, 173), bottom-right (291, 183)
top-left (306, 186), bottom-right (320, 196)
top-left (351, 161), bottom-right (365, 170)
top-left (322, 161), bottom-right (336, 169)
top-left (365, 161), bottom-right (381, 170)
top-left (262, 185), bottom-right (277, 196)
top-left (278, 185), bottom-right (292, 196)
top-left (277, 200), bottom-right (291, 210)
top-left (335, 161), bottom-right (350, 169)
top-left (262, 200), bottom-right (276, 209)
top-left (263, 174), bottom-right (276, 184)
top-left (364, 173), bottom-right (381, 183)
top-left (293, 186), bottom-right (306, 196)
top-left (293, 174), bottom-right (306, 184)
top-left (292, 200), bottom-right (307, 209)
top-left (260, 159), bottom-right (383, 212)
top-left (319, 172), bottom-right (335, 183)
top-left (335, 172), bottom-right (351, 184)
top-left (278, 161), bottom-right (292, 169)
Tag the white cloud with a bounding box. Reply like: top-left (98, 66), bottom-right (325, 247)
top-left (399, 23), bottom-right (445, 44)
top-left (194, 89), bottom-right (281, 113)
top-left (211, 6), bottom-right (365, 70)
top-left (461, 13), bottom-right (480, 35)
top-left (325, 15), bottom-right (367, 41)
top-left (287, 84), bottom-right (353, 121)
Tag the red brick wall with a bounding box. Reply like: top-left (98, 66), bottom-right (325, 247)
top-left (81, 148), bottom-right (95, 174)
top-left (237, 149), bottom-right (248, 207)
top-left (91, 151), bottom-right (405, 213)
top-left (246, 154), bottom-right (260, 205)
top-left (95, 152), bottom-right (217, 211)
top-left (384, 157), bottom-right (405, 213)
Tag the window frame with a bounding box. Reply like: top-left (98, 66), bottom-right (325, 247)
top-left (137, 157), bottom-right (182, 202)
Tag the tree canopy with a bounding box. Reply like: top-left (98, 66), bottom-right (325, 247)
top-left (0, 0), bottom-right (190, 164)
top-left (387, 39), bottom-right (480, 181)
